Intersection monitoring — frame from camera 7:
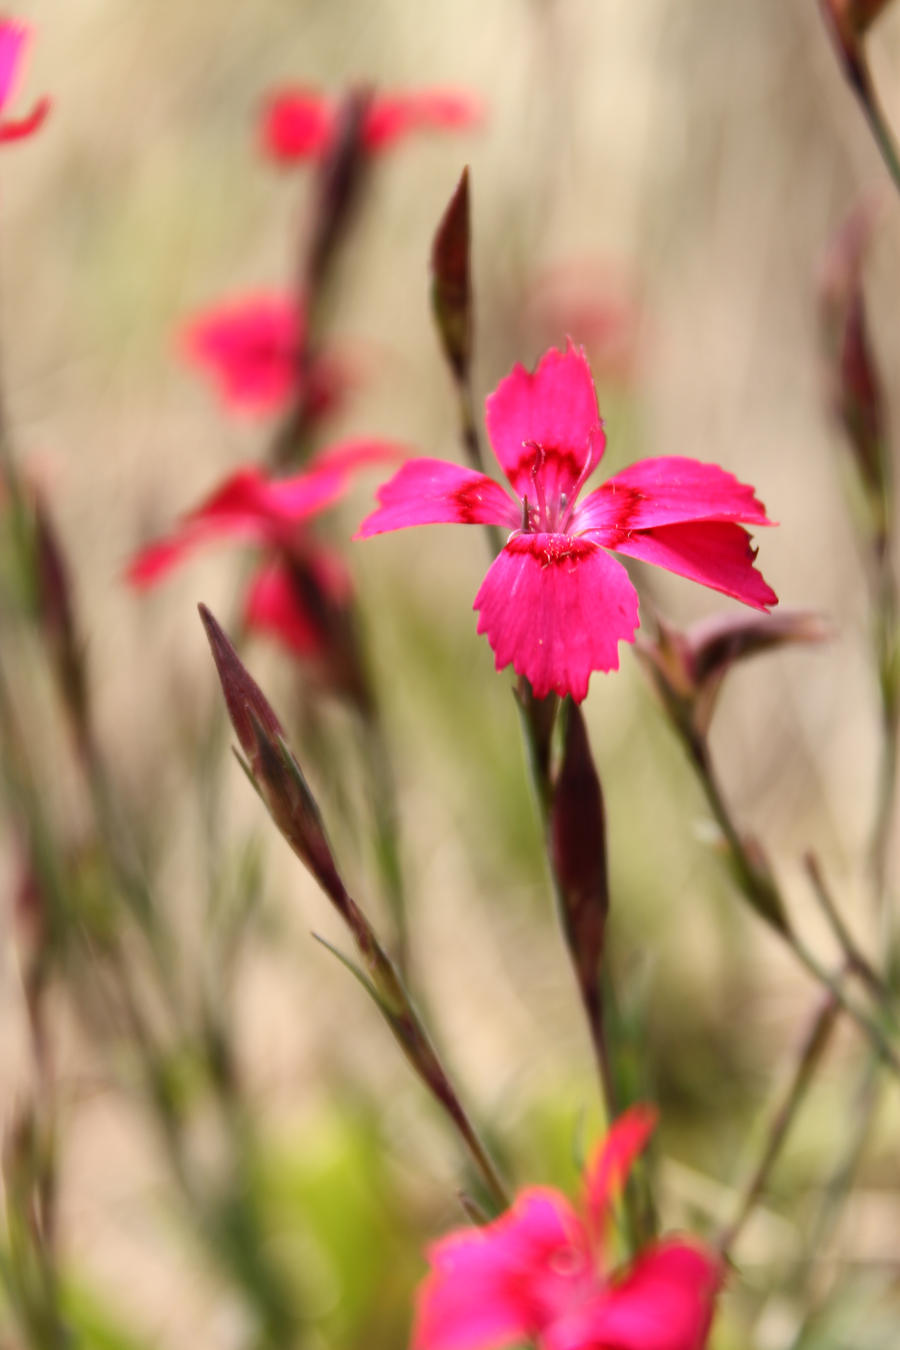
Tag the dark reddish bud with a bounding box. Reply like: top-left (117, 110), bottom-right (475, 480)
top-left (199, 610), bottom-right (506, 1204)
top-left (819, 199), bottom-right (891, 537)
top-left (431, 167), bottom-right (472, 382)
top-left (819, 0), bottom-right (889, 90)
top-left (551, 701), bottom-right (608, 1001)
top-left (198, 604), bottom-right (349, 911)
top-left (637, 611), bottom-right (829, 740)
top-left (199, 603), bottom-right (284, 764)
top-left (32, 497), bottom-right (89, 750)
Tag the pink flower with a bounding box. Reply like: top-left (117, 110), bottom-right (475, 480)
top-left (262, 86), bottom-right (482, 163)
top-left (525, 259), bottom-right (642, 385)
top-left (0, 20), bottom-right (49, 144)
top-left (414, 1106), bottom-right (721, 1350)
top-left (127, 440), bottom-right (407, 663)
top-left (181, 294), bottom-right (352, 419)
top-left (357, 342), bottom-right (776, 702)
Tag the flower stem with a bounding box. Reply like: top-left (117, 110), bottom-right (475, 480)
top-left (804, 853), bottom-right (889, 1004)
top-left (683, 731), bottom-right (900, 1076)
top-left (860, 76), bottom-right (900, 204)
top-left (716, 977), bottom-right (842, 1259)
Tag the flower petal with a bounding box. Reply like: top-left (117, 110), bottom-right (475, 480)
top-left (0, 21), bottom-right (49, 143)
top-left (363, 89), bottom-right (483, 151)
top-left (0, 97), bottom-right (50, 143)
top-left (545, 1240), bottom-right (722, 1350)
top-left (182, 295), bottom-right (300, 416)
top-left (355, 458), bottom-right (519, 538)
top-left (583, 1105), bottom-right (658, 1239)
top-left (413, 1188), bottom-right (585, 1350)
top-left (126, 531), bottom-right (213, 588)
top-left (244, 557), bottom-right (324, 657)
top-left (128, 443), bottom-right (407, 588)
top-left (0, 21), bottom-right (27, 109)
top-left (577, 458), bottom-right (771, 535)
top-left (261, 89), bottom-right (335, 161)
top-left (485, 342), bottom-right (605, 500)
top-left (608, 521), bottom-right (777, 611)
top-left (243, 551), bottom-right (350, 658)
top-left (474, 534), bottom-right (640, 701)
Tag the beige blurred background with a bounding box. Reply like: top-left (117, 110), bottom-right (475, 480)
top-left (2, 2), bottom-right (900, 1345)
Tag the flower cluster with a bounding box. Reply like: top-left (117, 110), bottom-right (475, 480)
top-left (358, 341), bottom-right (776, 701)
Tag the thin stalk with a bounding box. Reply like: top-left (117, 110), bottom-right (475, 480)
top-left (784, 1057), bottom-right (879, 1350)
top-left (717, 978), bottom-right (842, 1259)
top-left (860, 77), bottom-right (900, 204)
top-left (359, 708), bottom-right (410, 976)
top-left (805, 853), bottom-right (889, 1004)
top-left (684, 732), bottom-right (900, 1075)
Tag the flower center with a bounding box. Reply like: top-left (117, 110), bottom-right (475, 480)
top-left (521, 442), bottom-right (574, 534)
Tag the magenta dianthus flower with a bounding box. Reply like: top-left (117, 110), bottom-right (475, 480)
top-left (413, 1106), bottom-right (721, 1350)
top-left (357, 342), bottom-right (776, 701)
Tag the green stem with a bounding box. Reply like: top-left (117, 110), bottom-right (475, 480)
top-left (860, 75), bottom-right (900, 203)
top-left (717, 978), bottom-right (842, 1259)
top-left (685, 732), bottom-right (900, 1076)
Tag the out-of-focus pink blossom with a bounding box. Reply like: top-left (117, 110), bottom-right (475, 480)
top-left (357, 342), bottom-right (776, 702)
top-left (244, 549), bottom-right (352, 659)
top-left (525, 259), bottom-right (643, 385)
top-left (262, 86), bottom-right (483, 163)
top-left (127, 441), bottom-right (406, 665)
top-left (0, 20), bottom-right (49, 144)
top-left (181, 294), bottom-right (353, 419)
top-left (414, 1105), bottom-right (721, 1350)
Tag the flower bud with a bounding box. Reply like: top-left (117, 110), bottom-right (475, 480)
top-left (819, 198), bottom-right (891, 542)
top-left (638, 611), bottom-right (828, 740)
top-left (551, 701), bottom-right (608, 999)
top-left (198, 604), bottom-right (348, 911)
top-left (431, 167), bottom-right (472, 382)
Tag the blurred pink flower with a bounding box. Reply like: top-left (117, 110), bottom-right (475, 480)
top-left (182, 294), bottom-right (353, 419)
top-left (525, 258), bottom-right (642, 384)
top-left (127, 440), bottom-right (407, 662)
top-left (357, 342), bottom-right (776, 702)
top-left (0, 20), bottom-right (49, 144)
top-left (243, 549), bottom-right (352, 659)
top-left (414, 1105), bottom-right (721, 1350)
top-left (262, 86), bottom-right (483, 163)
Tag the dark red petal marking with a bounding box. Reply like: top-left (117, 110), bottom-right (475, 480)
top-left (579, 457), bottom-right (772, 535)
top-left (355, 458), bottom-right (518, 538)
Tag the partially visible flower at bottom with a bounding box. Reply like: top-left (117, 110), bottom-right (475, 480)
top-left (413, 1106), bottom-right (721, 1350)
top-left (0, 20), bottom-right (50, 144)
top-left (181, 293), bottom-right (354, 419)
